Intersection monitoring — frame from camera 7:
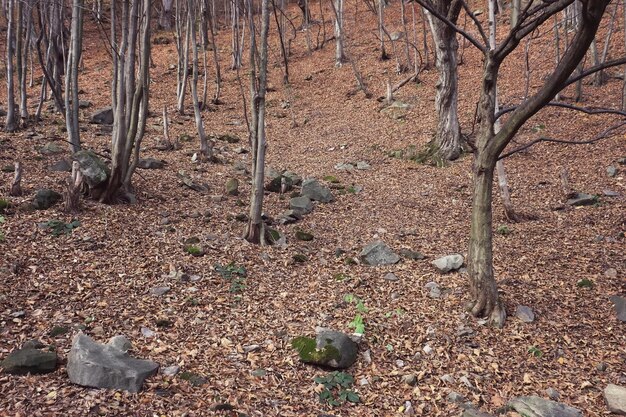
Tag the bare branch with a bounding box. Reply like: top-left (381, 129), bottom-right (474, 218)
top-left (497, 101), bottom-right (626, 119)
top-left (498, 121), bottom-right (626, 160)
top-left (410, 0), bottom-right (487, 53)
top-left (459, 1), bottom-right (488, 46)
top-left (563, 56), bottom-right (626, 88)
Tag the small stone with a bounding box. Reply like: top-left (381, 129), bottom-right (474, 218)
top-left (610, 295), bottom-right (626, 322)
top-left (356, 161), bottom-right (371, 170)
top-left (48, 159), bottom-right (72, 172)
top-left (138, 158), bottom-right (165, 169)
top-left (210, 195), bottom-right (224, 202)
top-left (566, 192), bottom-right (597, 206)
top-left (440, 374), bottom-right (455, 384)
top-left (423, 344), bottom-right (433, 355)
top-left (359, 377), bottom-right (369, 386)
top-left (596, 362), bottom-right (608, 371)
top-left (290, 196), bottom-right (313, 215)
top-left (90, 107), bottom-right (114, 125)
top-left (335, 162), bottom-right (354, 171)
top-left (604, 384), bottom-right (626, 415)
top-left (605, 268), bottom-right (618, 278)
top-left (432, 254), bottom-right (464, 273)
top-left (607, 165), bottom-right (617, 177)
top-left (301, 178), bottom-right (333, 203)
top-left (360, 240), bottom-right (400, 266)
top-left (460, 375), bottom-right (473, 389)
top-left (384, 273), bottom-right (399, 282)
top-left (151, 287), bottom-right (170, 296)
top-left (162, 365), bottom-right (180, 376)
top-left (225, 178), bottom-right (239, 196)
top-left (295, 230), bottom-right (314, 241)
top-left (0, 348), bottom-right (58, 375)
top-left (32, 189), bottom-right (62, 210)
top-left (39, 142), bottom-right (64, 155)
top-left (425, 282), bottom-right (441, 299)
top-left (401, 374), bottom-right (417, 386)
top-left (251, 368), bottom-right (267, 377)
top-left (603, 190), bottom-right (619, 197)
top-left (447, 391), bottom-right (466, 404)
top-left (546, 387), bottom-right (560, 400)
top-left (140, 327), bottom-right (156, 338)
top-left (515, 305), bottom-right (535, 323)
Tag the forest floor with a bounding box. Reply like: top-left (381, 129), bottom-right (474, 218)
top-left (0, 1), bottom-right (625, 416)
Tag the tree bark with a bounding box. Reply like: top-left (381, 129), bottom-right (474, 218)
top-left (427, 1), bottom-right (462, 160)
top-left (65, 0), bottom-right (83, 153)
top-left (5, 0), bottom-right (17, 131)
top-left (9, 162), bottom-right (23, 196)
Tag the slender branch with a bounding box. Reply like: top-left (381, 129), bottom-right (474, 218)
top-left (497, 101), bottom-right (626, 119)
top-left (563, 56), bottom-right (626, 87)
top-left (498, 121), bottom-right (626, 160)
top-left (411, 0), bottom-right (487, 52)
top-left (460, 1), bottom-right (488, 46)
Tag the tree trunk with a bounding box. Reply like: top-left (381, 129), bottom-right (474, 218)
top-left (65, 0), bottom-right (83, 153)
top-left (467, 159), bottom-right (506, 327)
top-left (9, 162), bottom-right (23, 196)
top-left (5, 0), bottom-right (17, 131)
top-left (333, 0), bottom-right (345, 66)
top-left (159, 0), bottom-right (174, 29)
top-left (427, 1), bottom-right (461, 160)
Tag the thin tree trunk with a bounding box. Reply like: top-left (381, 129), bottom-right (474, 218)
top-left (332, 0), bottom-right (345, 66)
top-left (65, 0), bottom-right (83, 153)
top-left (5, 0), bottom-right (17, 131)
top-left (377, 0), bottom-right (387, 60)
top-left (9, 162), bottom-right (23, 196)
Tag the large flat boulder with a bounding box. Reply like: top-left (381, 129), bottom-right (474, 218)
top-left (67, 333), bottom-right (158, 393)
top-left (507, 396), bottom-right (582, 417)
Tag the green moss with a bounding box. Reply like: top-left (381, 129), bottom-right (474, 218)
top-left (50, 326), bottom-right (69, 337)
top-left (184, 245), bottom-right (204, 256)
top-left (323, 175), bottom-right (340, 184)
top-left (295, 230), bottom-right (314, 241)
top-left (291, 336), bottom-right (340, 363)
top-left (0, 199), bottom-right (8, 212)
top-left (292, 254), bottom-right (308, 263)
top-left (268, 228), bottom-right (281, 243)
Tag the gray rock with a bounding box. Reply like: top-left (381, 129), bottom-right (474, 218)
top-left (301, 179), bottom-right (333, 203)
top-left (290, 196), bottom-right (313, 215)
top-left (447, 391), bottom-right (466, 404)
top-left (401, 374), bottom-right (417, 386)
top-left (90, 107), bottom-right (114, 125)
top-left (39, 142), bottom-right (64, 155)
top-left (546, 388), bottom-right (560, 401)
top-left (360, 240), bottom-right (400, 266)
top-left (1, 348), bottom-right (57, 375)
top-left (566, 192), bottom-right (597, 206)
top-left (384, 273), bottom-right (399, 282)
top-left (266, 175), bottom-right (293, 193)
top-left (140, 327), bottom-right (156, 338)
top-left (225, 178), bottom-right (239, 196)
top-left (162, 365), bottom-right (180, 376)
top-left (138, 158), bottom-right (165, 169)
top-left (282, 171), bottom-right (302, 186)
top-left (78, 100), bottom-right (92, 109)
top-left (399, 249), bottom-right (425, 260)
top-left (32, 189), bottom-right (62, 210)
top-left (603, 190), bottom-right (620, 197)
top-left (596, 362), bottom-right (608, 371)
top-left (507, 396), bottom-right (582, 417)
top-left (151, 286), bottom-right (170, 296)
top-left (604, 384), bottom-right (626, 415)
top-left (314, 329), bottom-right (358, 369)
top-left (432, 254), bottom-right (464, 273)
top-left (607, 166), bottom-right (617, 177)
top-left (425, 282), bottom-right (441, 299)
top-left (73, 150), bottom-right (109, 187)
top-left (516, 305), bottom-right (535, 323)
top-left (22, 340), bottom-right (45, 350)
top-left (610, 296), bottom-right (626, 322)
top-left (67, 333), bottom-right (158, 393)
top-left (356, 161), bottom-right (371, 170)
top-left (335, 162), bottom-right (354, 171)
top-left (48, 159), bottom-right (72, 172)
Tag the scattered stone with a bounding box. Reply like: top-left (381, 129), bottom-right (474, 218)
top-left (216, 133), bottom-right (240, 143)
top-left (90, 107), bottom-right (114, 125)
top-left (356, 161), bottom-right (371, 170)
top-left (610, 295), bottom-right (626, 322)
top-left (48, 159), bottom-right (72, 172)
top-left (423, 344), bottom-right (433, 355)
top-left (459, 375), bottom-right (474, 389)
top-left (251, 368), bottom-right (267, 377)
top-left (179, 371), bottom-right (207, 386)
top-left (32, 189), bottom-right (62, 210)
top-left (335, 162), bottom-right (354, 171)
top-left (425, 282), bottom-right (441, 299)
top-left (507, 396), bottom-right (582, 417)
top-left (440, 374), bottom-right (455, 384)
top-left (67, 333), bottom-right (159, 393)
top-left (399, 249), bottom-right (425, 260)
top-left (1, 348), bottom-right (57, 375)
top-left (73, 150), bottom-right (109, 187)
top-left (1, 164), bottom-right (14, 173)
top-left (78, 100), bottom-right (92, 109)
top-left (141, 327), bottom-right (156, 338)
top-left (607, 166), bottom-right (617, 177)
top-left (605, 268), bottom-right (618, 278)
top-left (151, 286), bottom-right (170, 296)
top-left (360, 240), bottom-right (400, 266)
top-left (447, 391), bottom-right (466, 404)
top-left (515, 305), bottom-right (535, 323)
top-left (384, 273), bottom-right (399, 282)
top-left (266, 175), bottom-right (293, 193)
top-left (596, 362), bottom-right (608, 371)
top-left (283, 170), bottom-right (302, 185)
top-left (162, 365), bottom-right (180, 376)
top-left (50, 326), bottom-right (69, 337)
top-left (604, 384), bottom-right (626, 415)
top-left (432, 254), bottom-right (464, 273)
top-left (295, 230), bottom-right (314, 241)
top-left (225, 178), bottom-right (239, 196)
top-left (401, 374), bottom-right (417, 386)
top-left (290, 196), bottom-right (313, 215)
top-left (566, 192), bottom-right (597, 207)
top-left (292, 329), bottom-right (358, 369)
top-left (138, 158), bottom-right (165, 169)
top-left (546, 388), bottom-right (560, 401)
top-left (603, 190), bottom-right (620, 197)
top-left (39, 142), bottom-right (64, 155)
top-left (301, 179), bottom-right (334, 203)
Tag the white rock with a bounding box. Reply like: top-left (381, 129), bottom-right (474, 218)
top-left (604, 384), bottom-right (626, 415)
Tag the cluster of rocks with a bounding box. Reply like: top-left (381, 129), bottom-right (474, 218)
top-left (1, 333), bottom-right (159, 393)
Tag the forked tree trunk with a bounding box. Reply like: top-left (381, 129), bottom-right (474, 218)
top-left (427, 1), bottom-right (462, 160)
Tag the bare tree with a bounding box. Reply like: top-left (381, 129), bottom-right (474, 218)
top-left (425, 0), bottom-right (462, 160)
top-left (5, 0), bottom-right (17, 131)
top-left (417, 0), bottom-right (615, 327)
top-left (65, 0), bottom-right (84, 153)
top-left (244, 0), bottom-right (270, 244)
top-left (160, 0), bottom-right (174, 29)
top-left (102, 0), bottom-right (152, 202)
top-left (333, 0), bottom-right (346, 66)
